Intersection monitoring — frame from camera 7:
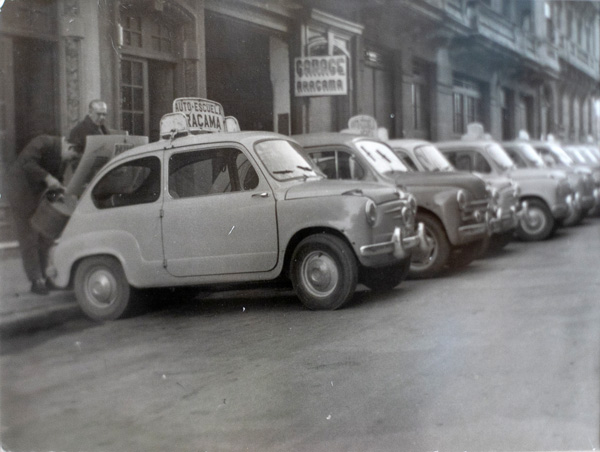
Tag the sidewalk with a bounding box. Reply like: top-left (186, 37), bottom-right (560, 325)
top-left (0, 243), bottom-right (81, 338)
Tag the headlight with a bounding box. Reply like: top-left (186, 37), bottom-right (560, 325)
top-left (512, 181), bottom-right (521, 198)
top-left (408, 194), bottom-right (417, 215)
top-left (365, 199), bottom-right (378, 227)
top-left (456, 189), bottom-right (468, 210)
top-left (487, 187), bottom-right (499, 203)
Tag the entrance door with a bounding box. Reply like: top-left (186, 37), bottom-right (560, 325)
top-left (206, 13), bottom-right (273, 131)
top-left (13, 37), bottom-right (59, 151)
top-left (0, 37), bottom-right (15, 166)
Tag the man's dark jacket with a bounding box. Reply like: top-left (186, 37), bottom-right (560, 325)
top-left (6, 135), bottom-right (63, 218)
top-left (67, 115), bottom-right (109, 155)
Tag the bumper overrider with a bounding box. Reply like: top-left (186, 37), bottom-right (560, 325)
top-left (360, 222), bottom-right (425, 260)
top-left (486, 202), bottom-right (524, 234)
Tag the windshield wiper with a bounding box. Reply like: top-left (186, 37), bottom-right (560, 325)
top-left (376, 150), bottom-right (392, 163)
top-left (273, 169), bottom-right (293, 174)
top-left (297, 165), bottom-right (313, 172)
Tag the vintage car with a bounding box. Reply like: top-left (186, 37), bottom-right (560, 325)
top-left (47, 102), bottom-right (422, 321)
top-left (502, 140), bottom-right (585, 226)
top-left (436, 124), bottom-right (570, 242)
top-left (525, 138), bottom-right (598, 220)
top-left (387, 138), bottom-right (515, 251)
top-left (294, 132), bottom-right (490, 279)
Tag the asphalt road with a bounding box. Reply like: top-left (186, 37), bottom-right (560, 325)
top-left (1, 219), bottom-right (599, 452)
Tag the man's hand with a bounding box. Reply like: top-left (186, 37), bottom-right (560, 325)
top-left (44, 174), bottom-right (63, 190)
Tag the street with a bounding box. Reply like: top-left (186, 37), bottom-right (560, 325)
top-left (1, 219), bottom-right (599, 452)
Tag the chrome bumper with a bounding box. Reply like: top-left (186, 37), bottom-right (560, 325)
top-left (360, 223), bottom-right (425, 260)
top-left (487, 202), bottom-right (523, 235)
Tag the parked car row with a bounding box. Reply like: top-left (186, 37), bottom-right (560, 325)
top-left (44, 102), bottom-right (599, 322)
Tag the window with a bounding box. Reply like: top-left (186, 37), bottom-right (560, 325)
top-left (151, 19), bottom-right (173, 53)
top-left (453, 78), bottom-right (482, 134)
top-left (121, 59), bottom-right (145, 135)
top-left (308, 149), bottom-right (366, 180)
top-left (123, 16), bottom-right (142, 48)
top-left (444, 151), bottom-right (491, 173)
top-left (92, 157), bottom-right (161, 209)
top-left (168, 148), bottom-right (258, 199)
top-left (394, 150), bottom-right (419, 171)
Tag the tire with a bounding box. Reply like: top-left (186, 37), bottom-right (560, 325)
top-left (290, 234), bottom-right (358, 310)
top-left (450, 238), bottom-right (487, 268)
top-left (361, 258), bottom-right (410, 292)
top-left (74, 256), bottom-right (136, 321)
top-left (516, 199), bottom-right (555, 241)
top-left (409, 213), bottom-right (451, 279)
top-left (489, 231), bottom-right (513, 251)
top-left (562, 205), bottom-right (585, 227)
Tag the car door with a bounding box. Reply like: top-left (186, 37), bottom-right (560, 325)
top-left (161, 145), bottom-right (278, 277)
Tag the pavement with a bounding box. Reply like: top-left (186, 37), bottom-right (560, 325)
top-left (0, 242), bottom-right (82, 339)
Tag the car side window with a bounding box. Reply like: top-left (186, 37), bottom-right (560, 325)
top-left (473, 152), bottom-right (491, 173)
top-left (92, 156), bottom-right (161, 209)
top-left (309, 149), bottom-right (365, 180)
top-left (394, 150), bottom-right (418, 171)
top-left (504, 148), bottom-right (526, 168)
top-left (169, 148), bottom-right (257, 199)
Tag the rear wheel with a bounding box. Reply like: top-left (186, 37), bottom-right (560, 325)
top-left (291, 234), bottom-right (357, 310)
top-left (562, 205), bottom-right (585, 227)
top-left (361, 258), bottom-right (410, 291)
top-left (516, 199), bottom-right (555, 241)
top-left (409, 213), bottom-right (450, 279)
top-left (74, 256), bottom-right (136, 321)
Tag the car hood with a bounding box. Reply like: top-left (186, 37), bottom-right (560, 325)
top-left (391, 171), bottom-right (487, 198)
top-left (284, 179), bottom-right (402, 204)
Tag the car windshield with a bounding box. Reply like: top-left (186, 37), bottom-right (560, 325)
top-left (548, 144), bottom-right (575, 166)
top-left (254, 139), bottom-right (320, 181)
top-left (413, 144), bottom-right (454, 171)
top-left (565, 148), bottom-right (587, 165)
top-left (356, 140), bottom-right (409, 175)
top-left (513, 143), bottom-right (545, 168)
top-left (485, 143), bottom-right (515, 172)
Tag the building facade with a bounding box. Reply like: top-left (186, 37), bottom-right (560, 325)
top-left (1, 0), bottom-right (599, 239)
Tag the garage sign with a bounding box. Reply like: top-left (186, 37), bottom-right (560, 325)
top-left (294, 56), bottom-right (348, 97)
top-left (172, 97), bottom-right (225, 132)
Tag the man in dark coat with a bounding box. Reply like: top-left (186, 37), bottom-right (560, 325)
top-left (67, 99), bottom-right (110, 158)
top-left (6, 135), bottom-right (78, 294)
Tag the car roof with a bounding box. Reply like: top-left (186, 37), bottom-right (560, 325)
top-left (293, 132), bottom-right (377, 148)
top-left (112, 130), bottom-right (294, 161)
top-left (386, 139), bottom-right (432, 151)
top-left (435, 139), bottom-right (492, 148)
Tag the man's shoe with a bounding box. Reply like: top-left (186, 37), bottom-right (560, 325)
top-left (45, 279), bottom-right (59, 291)
top-left (31, 279), bottom-right (49, 295)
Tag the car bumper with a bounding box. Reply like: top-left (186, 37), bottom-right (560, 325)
top-left (360, 223), bottom-right (425, 261)
top-left (456, 221), bottom-right (488, 244)
top-left (486, 204), bottom-right (522, 235)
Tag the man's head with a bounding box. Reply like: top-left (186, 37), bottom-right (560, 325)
top-left (61, 138), bottom-right (79, 161)
top-left (88, 100), bottom-right (108, 126)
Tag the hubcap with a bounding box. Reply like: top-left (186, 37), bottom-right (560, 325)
top-left (411, 228), bottom-right (437, 269)
top-left (85, 268), bottom-right (118, 308)
top-left (522, 207), bottom-right (546, 234)
top-left (301, 251), bottom-right (338, 297)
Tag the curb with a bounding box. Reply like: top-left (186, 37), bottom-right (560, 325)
top-left (0, 292), bottom-right (83, 339)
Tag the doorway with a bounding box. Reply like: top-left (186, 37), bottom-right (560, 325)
top-left (205, 13), bottom-right (273, 131)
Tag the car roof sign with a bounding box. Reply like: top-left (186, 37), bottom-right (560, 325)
top-left (172, 97), bottom-right (225, 133)
top-left (225, 116), bottom-right (240, 132)
top-left (160, 113), bottom-right (189, 140)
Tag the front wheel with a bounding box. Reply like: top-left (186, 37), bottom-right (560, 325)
top-left (516, 199), bottom-right (555, 241)
top-left (360, 258), bottom-right (410, 292)
top-left (291, 234), bottom-right (357, 310)
top-left (74, 256), bottom-right (136, 321)
top-left (409, 213), bottom-right (451, 279)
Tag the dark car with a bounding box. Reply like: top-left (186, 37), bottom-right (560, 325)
top-left (295, 132), bottom-right (490, 279)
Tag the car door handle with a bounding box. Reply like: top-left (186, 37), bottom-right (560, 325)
top-left (252, 192), bottom-right (270, 198)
